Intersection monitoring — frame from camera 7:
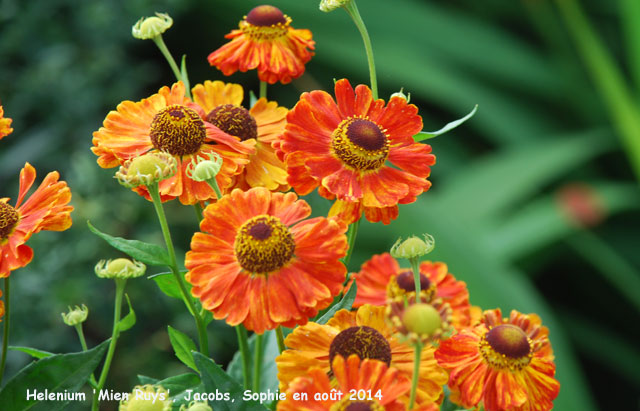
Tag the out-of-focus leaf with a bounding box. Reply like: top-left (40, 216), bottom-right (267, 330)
top-left (117, 294), bottom-right (136, 333)
top-left (227, 330), bottom-right (280, 393)
top-left (149, 272), bottom-right (185, 300)
top-left (8, 346), bottom-right (53, 359)
top-left (168, 326), bottom-right (198, 372)
top-left (180, 54), bottom-right (190, 95)
top-left (87, 221), bottom-right (170, 266)
top-left (315, 281), bottom-right (357, 325)
top-left (414, 105), bottom-right (478, 141)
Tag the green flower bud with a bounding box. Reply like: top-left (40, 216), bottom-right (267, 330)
top-left (95, 258), bottom-right (146, 280)
top-left (132, 13), bottom-right (173, 40)
top-left (319, 0), bottom-right (351, 12)
top-left (61, 304), bottom-right (89, 326)
top-left (390, 234), bottom-right (435, 260)
top-left (390, 88), bottom-right (410, 103)
top-left (402, 303), bottom-right (441, 336)
top-left (115, 152), bottom-right (177, 188)
top-left (186, 152), bottom-right (223, 182)
top-left (179, 401), bottom-right (212, 411)
top-left (119, 385), bottom-right (171, 411)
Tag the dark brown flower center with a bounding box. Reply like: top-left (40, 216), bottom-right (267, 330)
top-left (150, 105), bottom-right (206, 156)
top-left (206, 104), bottom-right (258, 141)
top-left (345, 402), bottom-right (378, 411)
top-left (486, 324), bottom-right (531, 358)
top-left (329, 326), bottom-right (391, 371)
top-left (395, 270), bottom-right (431, 292)
top-left (333, 399), bottom-right (384, 411)
top-left (331, 117), bottom-right (389, 171)
top-left (0, 202), bottom-right (19, 242)
top-left (246, 5), bottom-right (287, 26)
top-left (235, 215), bottom-right (295, 274)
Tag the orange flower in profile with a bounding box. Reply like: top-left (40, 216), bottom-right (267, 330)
top-left (207, 5), bottom-right (315, 84)
top-left (91, 82), bottom-right (255, 204)
top-left (192, 80), bottom-right (289, 191)
top-left (350, 253), bottom-right (477, 329)
top-left (0, 163), bottom-right (73, 278)
top-left (0, 105), bottom-right (13, 140)
top-left (276, 79), bottom-right (435, 225)
top-left (278, 355), bottom-right (410, 411)
top-left (435, 308), bottom-right (560, 411)
top-left (185, 187), bottom-right (347, 334)
top-left (276, 304), bottom-right (447, 408)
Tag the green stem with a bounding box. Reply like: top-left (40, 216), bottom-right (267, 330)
top-left (275, 326), bottom-right (286, 354)
top-left (408, 341), bottom-right (423, 410)
top-left (253, 333), bottom-right (264, 391)
top-left (259, 80), bottom-right (268, 100)
top-left (409, 256), bottom-right (421, 304)
top-left (0, 277), bottom-right (10, 386)
top-left (92, 278), bottom-right (126, 411)
top-left (235, 325), bottom-right (251, 390)
top-left (147, 183), bottom-right (209, 356)
top-left (343, 0), bottom-right (378, 99)
top-left (206, 177), bottom-right (223, 200)
top-left (75, 324), bottom-right (98, 389)
top-left (152, 35), bottom-right (192, 99)
top-left (193, 203), bottom-right (204, 223)
top-left (342, 218), bottom-right (360, 266)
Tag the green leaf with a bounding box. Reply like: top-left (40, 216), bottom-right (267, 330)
top-left (414, 104), bottom-right (478, 141)
top-left (0, 339), bottom-right (110, 411)
top-left (138, 373), bottom-right (201, 396)
top-left (148, 272), bottom-right (185, 299)
top-left (193, 352), bottom-right (269, 411)
top-left (249, 90), bottom-right (258, 107)
top-left (117, 294), bottom-right (136, 333)
top-left (168, 326), bottom-right (198, 371)
top-left (8, 346), bottom-right (53, 359)
top-left (87, 221), bottom-right (170, 266)
top-left (315, 281), bottom-right (357, 325)
top-left (180, 54), bottom-right (191, 95)
top-left (227, 330), bottom-right (281, 393)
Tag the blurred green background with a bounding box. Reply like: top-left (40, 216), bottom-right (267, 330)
top-left (1, 0), bottom-right (639, 410)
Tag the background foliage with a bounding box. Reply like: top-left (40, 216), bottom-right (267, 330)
top-left (0, 0), bottom-right (638, 410)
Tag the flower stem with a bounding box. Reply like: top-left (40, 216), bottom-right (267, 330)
top-left (253, 333), bottom-right (264, 391)
top-left (259, 80), bottom-right (268, 100)
top-left (206, 177), bottom-right (223, 200)
top-left (75, 324), bottom-right (98, 389)
top-left (193, 203), bottom-right (203, 223)
top-left (92, 278), bottom-right (126, 411)
top-left (0, 277), bottom-right (10, 386)
top-left (409, 256), bottom-right (421, 304)
top-left (235, 325), bottom-right (251, 390)
top-left (342, 218), bottom-right (360, 266)
top-left (408, 341), bottom-right (423, 410)
top-left (344, 0), bottom-right (378, 99)
top-left (275, 326), bottom-right (286, 354)
top-left (147, 183), bottom-right (209, 356)
top-left (152, 35), bottom-right (192, 99)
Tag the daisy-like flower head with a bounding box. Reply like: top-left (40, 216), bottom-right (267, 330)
top-left (192, 80), bottom-right (289, 191)
top-left (0, 163), bottom-right (73, 278)
top-left (91, 81), bottom-right (256, 205)
top-left (0, 105), bottom-right (13, 140)
top-left (276, 304), bottom-right (448, 408)
top-left (278, 355), bottom-right (410, 411)
top-left (435, 308), bottom-right (560, 411)
top-left (350, 253), bottom-right (477, 330)
top-left (207, 5), bottom-right (315, 84)
top-left (185, 187), bottom-right (347, 334)
top-left (119, 384), bottom-right (171, 411)
top-left (276, 79), bottom-right (435, 225)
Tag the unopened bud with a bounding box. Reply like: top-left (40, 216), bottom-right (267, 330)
top-left (61, 304), bottom-right (89, 326)
top-left (132, 13), bottom-right (173, 40)
top-left (390, 234), bottom-right (435, 260)
top-left (95, 258), bottom-right (146, 280)
top-left (186, 152), bottom-right (223, 182)
top-left (115, 152), bottom-right (177, 188)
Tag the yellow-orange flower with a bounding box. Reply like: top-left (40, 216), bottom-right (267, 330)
top-left (0, 163), bottom-right (73, 278)
top-left (435, 308), bottom-right (560, 411)
top-left (276, 304), bottom-right (447, 408)
top-left (350, 253), bottom-right (477, 330)
top-left (207, 5), bottom-right (314, 85)
top-left (276, 79), bottom-right (435, 225)
top-left (91, 82), bottom-right (255, 204)
top-left (185, 187), bottom-right (347, 334)
top-left (191, 80), bottom-right (289, 191)
top-left (0, 106), bottom-right (13, 140)
top-left (278, 355), bottom-right (410, 411)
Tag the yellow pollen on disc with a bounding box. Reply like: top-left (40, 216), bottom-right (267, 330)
top-left (479, 324), bottom-right (533, 371)
top-left (234, 215), bottom-right (295, 274)
top-left (331, 399), bottom-right (385, 411)
top-left (331, 117), bottom-right (389, 171)
top-left (241, 5), bottom-right (291, 41)
top-left (206, 104), bottom-right (258, 141)
top-left (0, 201), bottom-right (19, 243)
top-left (149, 105), bottom-right (206, 156)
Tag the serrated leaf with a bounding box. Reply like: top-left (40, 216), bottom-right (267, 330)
top-left (148, 272), bottom-right (184, 299)
top-left (0, 340), bottom-right (110, 411)
top-left (168, 326), bottom-right (198, 372)
top-left (87, 221), bottom-right (170, 266)
top-left (315, 282), bottom-right (357, 325)
top-left (8, 346), bottom-right (53, 359)
top-left (117, 294), bottom-right (136, 333)
top-left (414, 104), bottom-right (477, 141)
top-left (193, 352), bottom-right (268, 411)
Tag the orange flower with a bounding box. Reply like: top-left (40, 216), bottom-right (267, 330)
top-left (91, 82), bottom-right (255, 205)
top-left (0, 105), bottom-right (13, 140)
top-left (192, 80), bottom-right (289, 191)
top-left (184, 187), bottom-right (347, 334)
top-left (276, 304), bottom-right (447, 408)
top-left (276, 79), bottom-right (435, 224)
top-left (435, 308), bottom-right (560, 411)
top-left (0, 290), bottom-right (4, 321)
top-left (278, 355), bottom-right (410, 411)
top-left (207, 5), bottom-right (314, 84)
top-left (350, 253), bottom-right (477, 330)
top-left (0, 163), bottom-right (73, 278)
